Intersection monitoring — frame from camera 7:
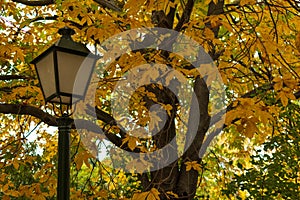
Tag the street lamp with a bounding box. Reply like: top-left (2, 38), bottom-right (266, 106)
top-left (31, 27), bottom-right (96, 200)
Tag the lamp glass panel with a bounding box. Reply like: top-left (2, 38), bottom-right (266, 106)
top-left (71, 56), bottom-right (95, 97)
top-left (35, 52), bottom-right (56, 99)
top-left (57, 51), bottom-right (86, 95)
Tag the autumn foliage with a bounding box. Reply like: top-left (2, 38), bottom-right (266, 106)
top-left (0, 0), bottom-right (300, 199)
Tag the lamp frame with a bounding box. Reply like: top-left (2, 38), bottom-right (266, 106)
top-left (31, 28), bottom-right (95, 106)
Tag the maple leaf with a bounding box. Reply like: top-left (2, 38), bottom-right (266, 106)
top-left (185, 161), bottom-right (202, 171)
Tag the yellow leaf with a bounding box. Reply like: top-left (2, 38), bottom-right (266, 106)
top-left (149, 110), bottom-right (163, 132)
top-left (221, 21), bottom-right (233, 32)
top-left (75, 157), bottom-right (83, 170)
top-left (203, 27), bottom-right (215, 41)
top-left (286, 92), bottom-right (296, 101)
top-left (8, 190), bottom-right (19, 197)
top-left (39, 175), bottom-right (48, 183)
top-left (240, 0), bottom-right (256, 6)
top-left (2, 195), bottom-right (10, 200)
top-left (132, 188), bottom-right (160, 200)
top-left (132, 192), bottom-right (148, 200)
top-left (204, 0), bottom-right (212, 5)
top-left (185, 161), bottom-right (201, 171)
top-left (282, 75), bottom-right (298, 89)
top-left (3, 183), bottom-right (9, 192)
top-left (256, 108), bottom-right (274, 124)
top-left (244, 119), bottom-right (258, 138)
top-left (0, 174), bottom-right (6, 182)
top-left (210, 16), bottom-right (220, 28)
top-left (186, 164), bottom-right (192, 171)
top-left (80, 15), bottom-right (93, 26)
top-left (295, 31), bottom-right (300, 53)
top-left (163, 104), bottom-right (173, 116)
top-left (169, 1), bottom-right (176, 8)
top-left (276, 89), bottom-right (294, 107)
top-left (225, 109), bottom-right (241, 125)
top-left (97, 189), bottom-right (108, 198)
top-left (148, 188), bottom-right (160, 200)
top-left (13, 159), bottom-right (19, 170)
top-left (238, 190), bottom-right (247, 200)
top-left (74, 151), bottom-right (92, 170)
top-left (86, 26), bottom-right (96, 39)
top-left (128, 136), bottom-right (138, 151)
top-left (122, 135), bottom-right (139, 151)
top-left (16, 48), bottom-right (24, 63)
top-left (166, 191), bottom-right (178, 198)
top-left (272, 77), bottom-right (281, 82)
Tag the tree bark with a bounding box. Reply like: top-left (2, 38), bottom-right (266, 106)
top-left (176, 77), bottom-right (210, 199)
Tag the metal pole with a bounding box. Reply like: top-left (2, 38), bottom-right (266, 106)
top-left (57, 114), bottom-right (72, 200)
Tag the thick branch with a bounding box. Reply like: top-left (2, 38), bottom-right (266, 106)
top-left (12, 0), bottom-right (54, 6)
top-left (0, 104), bottom-right (111, 140)
top-left (0, 75), bottom-right (31, 80)
top-left (207, 0), bottom-right (225, 36)
top-left (12, 0), bottom-right (122, 11)
top-left (86, 105), bottom-right (143, 153)
top-left (0, 103), bottom-right (134, 152)
top-left (206, 0), bottom-right (225, 60)
top-left (175, 0), bottom-right (195, 31)
top-left (93, 0), bottom-right (122, 12)
top-left (93, 106), bottom-right (125, 147)
top-left (0, 104), bottom-right (57, 126)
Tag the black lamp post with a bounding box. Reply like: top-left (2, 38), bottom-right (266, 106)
top-left (31, 27), bottom-right (95, 200)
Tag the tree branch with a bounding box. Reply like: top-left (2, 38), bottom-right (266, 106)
top-left (0, 104), bottom-right (57, 126)
top-left (176, 76), bottom-right (210, 199)
top-left (0, 103), bottom-right (127, 150)
top-left (93, 0), bottom-right (122, 12)
top-left (0, 75), bottom-right (32, 80)
top-left (0, 104), bottom-right (111, 142)
top-left (207, 0), bottom-right (224, 37)
top-left (175, 0), bottom-right (195, 31)
top-left (85, 105), bottom-right (144, 153)
top-left (12, 0), bottom-right (54, 6)
top-left (12, 0), bottom-right (122, 11)
top-left (89, 105), bottom-right (126, 147)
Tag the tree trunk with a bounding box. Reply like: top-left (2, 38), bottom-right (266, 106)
top-left (137, 1), bottom-right (224, 199)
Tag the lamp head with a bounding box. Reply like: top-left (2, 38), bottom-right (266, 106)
top-left (31, 27), bottom-right (96, 106)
